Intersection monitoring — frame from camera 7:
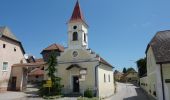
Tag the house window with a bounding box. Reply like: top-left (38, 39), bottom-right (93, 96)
top-left (14, 47), bottom-right (16, 52)
top-left (3, 44), bottom-right (6, 48)
top-left (108, 74), bottom-right (110, 82)
top-left (73, 32), bottom-right (78, 41)
top-left (84, 33), bottom-right (86, 42)
top-left (104, 74), bottom-right (106, 82)
top-left (3, 62), bottom-right (8, 71)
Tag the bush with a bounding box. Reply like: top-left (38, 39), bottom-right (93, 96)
top-left (84, 88), bottom-right (93, 98)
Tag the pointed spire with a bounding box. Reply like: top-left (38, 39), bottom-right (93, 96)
top-left (69, 0), bottom-right (87, 25)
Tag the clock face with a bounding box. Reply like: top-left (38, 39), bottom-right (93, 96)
top-left (72, 51), bottom-right (78, 57)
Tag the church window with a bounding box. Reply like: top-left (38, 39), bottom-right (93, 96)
top-left (108, 74), bottom-right (110, 82)
top-left (73, 32), bottom-right (78, 41)
top-left (84, 33), bottom-right (86, 42)
top-left (104, 74), bottom-right (106, 82)
top-left (73, 25), bottom-right (77, 29)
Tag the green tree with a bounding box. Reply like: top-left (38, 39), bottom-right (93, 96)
top-left (136, 57), bottom-right (147, 78)
top-left (39, 52), bottom-right (63, 96)
top-left (126, 67), bottom-right (135, 72)
top-left (122, 67), bottom-right (127, 73)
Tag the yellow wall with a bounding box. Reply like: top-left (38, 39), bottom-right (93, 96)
top-left (44, 48), bottom-right (115, 97)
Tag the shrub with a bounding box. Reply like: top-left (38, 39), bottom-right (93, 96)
top-left (84, 88), bottom-right (93, 98)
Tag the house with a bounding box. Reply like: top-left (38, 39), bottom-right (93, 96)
top-left (43, 1), bottom-right (115, 98)
top-left (121, 69), bottom-right (138, 83)
top-left (144, 30), bottom-right (170, 100)
top-left (0, 26), bottom-right (26, 91)
top-left (114, 70), bottom-right (123, 81)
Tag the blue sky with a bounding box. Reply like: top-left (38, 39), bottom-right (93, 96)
top-left (1, 0), bottom-right (170, 72)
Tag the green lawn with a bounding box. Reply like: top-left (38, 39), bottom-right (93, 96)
top-left (77, 97), bottom-right (99, 100)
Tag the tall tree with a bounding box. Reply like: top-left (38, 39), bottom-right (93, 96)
top-left (136, 57), bottom-right (147, 78)
top-left (122, 67), bottom-right (127, 73)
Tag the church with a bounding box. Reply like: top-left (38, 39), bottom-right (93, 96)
top-left (43, 1), bottom-right (115, 98)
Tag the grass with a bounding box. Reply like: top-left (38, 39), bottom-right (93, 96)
top-left (43, 95), bottom-right (63, 99)
top-left (77, 97), bottom-right (99, 100)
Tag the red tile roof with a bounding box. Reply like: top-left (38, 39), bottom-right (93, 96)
top-left (28, 68), bottom-right (44, 76)
top-left (41, 43), bottom-right (64, 53)
top-left (69, 0), bottom-right (87, 25)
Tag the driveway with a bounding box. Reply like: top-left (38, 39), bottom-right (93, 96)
top-left (106, 82), bottom-right (151, 100)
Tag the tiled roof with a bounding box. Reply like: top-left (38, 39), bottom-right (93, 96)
top-left (69, 1), bottom-right (87, 26)
top-left (0, 26), bottom-right (18, 41)
top-left (41, 43), bottom-right (64, 53)
top-left (0, 26), bottom-right (25, 54)
top-left (28, 68), bottom-right (44, 76)
top-left (146, 30), bottom-right (170, 64)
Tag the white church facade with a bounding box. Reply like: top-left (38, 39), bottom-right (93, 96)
top-left (44, 1), bottom-right (115, 98)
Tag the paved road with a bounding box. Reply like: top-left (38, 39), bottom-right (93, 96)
top-left (107, 82), bottom-right (150, 100)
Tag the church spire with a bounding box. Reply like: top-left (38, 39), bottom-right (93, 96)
top-left (69, 0), bottom-right (87, 25)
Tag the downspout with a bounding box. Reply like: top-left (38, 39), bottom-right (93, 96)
top-left (95, 62), bottom-right (101, 97)
top-left (160, 63), bottom-right (165, 100)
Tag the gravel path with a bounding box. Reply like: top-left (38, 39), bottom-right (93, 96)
top-left (106, 82), bottom-right (150, 100)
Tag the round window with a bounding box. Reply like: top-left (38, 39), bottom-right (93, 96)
top-left (73, 26), bottom-right (77, 29)
top-left (72, 51), bottom-right (78, 57)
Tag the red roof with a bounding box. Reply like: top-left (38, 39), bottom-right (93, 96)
top-left (28, 68), bottom-right (44, 76)
top-left (41, 43), bottom-right (64, 53)
top-left (69, 0), bottom-right (87, 25)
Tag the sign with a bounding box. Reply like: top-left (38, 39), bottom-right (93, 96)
top-left (80, 69), bottom-right (87, 75)
top-left (43, 84), bottom-right (52, 87)
top-left (47, 80), bottom-right (52, 85)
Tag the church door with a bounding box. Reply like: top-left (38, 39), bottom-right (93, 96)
top-left (73, 76), bottom-right (79, 92)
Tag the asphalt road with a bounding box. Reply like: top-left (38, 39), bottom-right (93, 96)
top-left (107, 82), bottom-right (150, 100)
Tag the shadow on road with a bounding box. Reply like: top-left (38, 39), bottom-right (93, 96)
top-left (123, 87), bottom-right (150, 100)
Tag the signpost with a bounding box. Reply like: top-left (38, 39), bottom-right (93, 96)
top-left (43, 80), bottom-right (52, 95)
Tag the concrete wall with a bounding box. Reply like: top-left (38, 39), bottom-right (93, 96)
top-left (147, 47), bottom-right (162, 100)
top-left (0, 37), bottom-right (25, 90)
top-left (162, 64), bottom-right (170, 100)
top-left (98, 64), bottom-right (114, 98)
top-left (140, 76), bottom-right (148, 92)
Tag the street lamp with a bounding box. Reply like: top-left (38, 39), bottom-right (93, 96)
top-left (79, 68), bottom-right (87, 100)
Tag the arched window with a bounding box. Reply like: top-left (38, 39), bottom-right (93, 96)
top-left (73, 32), bottom-right (78, 41)
top-left (84, 33), bottom-right (86, 42)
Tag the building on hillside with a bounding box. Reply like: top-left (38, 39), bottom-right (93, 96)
top-left (121, 70), bottom-right (138, 83)
top-left (43, 1), bottom-right (115, 98)
top-left (144, 30), bottom-right (170, 100)
top-left (114, 70), bottom-right (123, 82)
top-left (0, 26), bottom-right (26, 91)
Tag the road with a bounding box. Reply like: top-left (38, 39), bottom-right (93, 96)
top-left (107, 82), bottom-right (151, 100)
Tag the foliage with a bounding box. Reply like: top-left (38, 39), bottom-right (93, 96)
top-left (136, 57), bottom-right (147, 78)
top-left (126, 67), bottom-right (135, 72)
top-left (77, 97), bottom-right (99, 100)
top-left (39, 52), bottom-right (63, 96)
top-left (122, 67), bottom-right (127, 73)
top-left (84, 88), bottom-right (93, 98)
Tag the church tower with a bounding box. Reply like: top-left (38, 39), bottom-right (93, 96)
top-left (68, 1), bottom-right (88, 49)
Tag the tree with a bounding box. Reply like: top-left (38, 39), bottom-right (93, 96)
top-left (122, 67), bottom-right (127, 73)
top-left (39, 52), bottom-right (63, 96)
top-left (136, 57), bottom-right (147, 78)
top-left (126, 67), bottom-right (135, 72)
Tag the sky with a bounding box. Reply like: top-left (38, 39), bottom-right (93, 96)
top-left (1, 0), bottom-right (170, 72)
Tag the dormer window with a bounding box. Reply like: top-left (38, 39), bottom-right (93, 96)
top-left (73, 32), bottom-right (78, 41)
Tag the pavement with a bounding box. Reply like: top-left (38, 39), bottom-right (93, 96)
top-left (106, 82), bottom-right (151, 100)
top-left (0, 83), bottom-right (154, 100)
